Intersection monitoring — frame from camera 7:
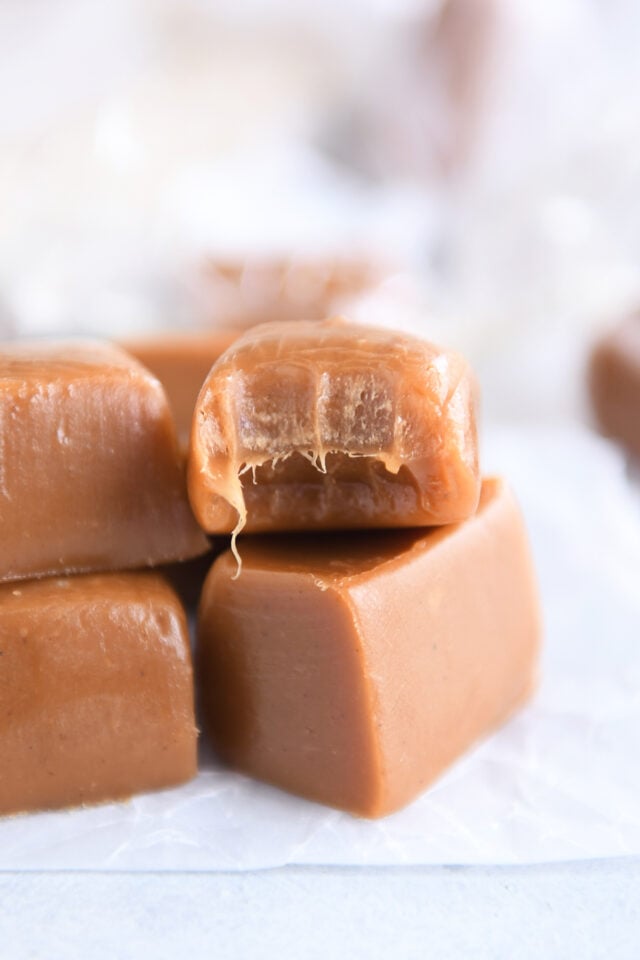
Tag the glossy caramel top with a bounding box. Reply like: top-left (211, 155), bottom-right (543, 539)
top-left (0, 338), bottom-right (208, 582)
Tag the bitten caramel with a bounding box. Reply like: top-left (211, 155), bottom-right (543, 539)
top-left (0, 572), bottom-right (197, 816)
top-left (197, 478), bottom-right (540, 818)
top-left (188, 318), bottom-right (480, 547)
top-left (0, 339), bottom-right (208, 582)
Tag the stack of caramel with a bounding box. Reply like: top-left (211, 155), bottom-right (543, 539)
top-left (0, 258), bottom-right (540, 820)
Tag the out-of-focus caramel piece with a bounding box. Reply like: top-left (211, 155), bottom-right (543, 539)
top-left (589, 314), bottom-right (640, 458)
top-left (119, 329), bottom-right (238, 453)
top-left (197, 478), bottom-right (540, 817)
top-left (196, 256), bottom-right (385, 328)
top-left (0, 572), bottom-right (196, 816)
top-left (0, 339), bottom-right (208, 583)
top-left (188, 318), bottom-right (480, 543)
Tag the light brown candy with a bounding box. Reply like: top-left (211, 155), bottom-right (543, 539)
top-left (589, 314), bottom-right (640, 458)
top-left (0, 339), bottom-right (208, 582)
top-left (0, 572), bottom-right (196, 816)
top-left (120, 330), bottom-right (238, 454)
top-left (188, 318), bottom-right (480, 551)
top-left (197, 478), bottom-right (540, 817)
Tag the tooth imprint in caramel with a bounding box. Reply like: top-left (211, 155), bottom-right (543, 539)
top-left (187, 318), bottom-right (481, 559)
top-left (197, 478), bottom-right (541, 818)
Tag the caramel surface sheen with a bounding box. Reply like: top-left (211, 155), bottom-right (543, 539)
top-left (188, 319), bottom-right (480, 536)
top-left (197, 478), bottom-right (541, 817)
top-left (0, 339), bottom-right (208, 582)
top-left (0, 572), bottom-right (197, 815)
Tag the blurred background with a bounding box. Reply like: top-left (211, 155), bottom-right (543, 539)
top-left (2, 0), bottom-right (640, 427)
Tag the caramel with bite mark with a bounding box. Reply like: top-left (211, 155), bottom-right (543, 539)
top-left (187, 318), bottom-right (480, 560)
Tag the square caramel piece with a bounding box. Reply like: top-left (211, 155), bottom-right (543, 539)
top-left (0, 572), bottom-right (196, 816)
top-left (197, 478), bottom-right (540, 817)
top-left (0, 339), bottom-right (208, 582)
top-left (188, 318), bottom-right (480, 539)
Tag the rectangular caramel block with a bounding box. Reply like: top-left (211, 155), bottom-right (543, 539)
top-left (197, 478), bottom-right (540, 817)
top-left (188, 318), bottom-right (480, 539)
top-left (589, 315), bottom-right (640, 457)
top-left (0, 339), bottom-right (208, 582)
top-left (119, 330), bottom-right (238, 453)
top-left (0, 572), bottom-right (196, 816)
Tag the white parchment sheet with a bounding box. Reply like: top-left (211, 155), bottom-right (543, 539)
top-left (1, 423), bottom-right (639, 870)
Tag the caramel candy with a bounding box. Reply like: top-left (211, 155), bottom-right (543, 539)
top-left (0, 572), bottom-right (196, 816)
top-left (0, 339), bottom-right (208, 582)
top-left (188, 319), bottom-right (480, 542)
top-left (197, 478), bottom-right (540, 817)
top-left (120, 330), bottom-right (238, 452)
top-left (197, 256), bottom-right (384, 329)
top-left (589, 315), bottom-right (640, 458)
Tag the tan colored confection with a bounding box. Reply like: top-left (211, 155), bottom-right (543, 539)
top-left (197, 477), bottom-right (540, 818)
top-left (0, 339), bottom-right (208, 582)
top-left (0, 572), bottom-right (197, 816)
top-left (188, 318), bottom-right (480, 547)
top-left (589, 314), bottom-right (640, 458)
top-left (197, 256), bottom-right (384, 328)
top-left (197, 480), bottom-right (540, 817)
top-left (119, 330), bottom-right (239, 453)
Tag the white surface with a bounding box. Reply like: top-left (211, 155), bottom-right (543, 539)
top-left (0, 861), bottom-right (638, 960)
top-left (2, 424), bottom-right (639, 870)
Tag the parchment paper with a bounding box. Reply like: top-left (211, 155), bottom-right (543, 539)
top-left (2, 422), bottom-right (638, 870)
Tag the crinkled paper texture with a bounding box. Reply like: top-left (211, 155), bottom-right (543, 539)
top-left (1, 423), bottom-right (639, 870)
